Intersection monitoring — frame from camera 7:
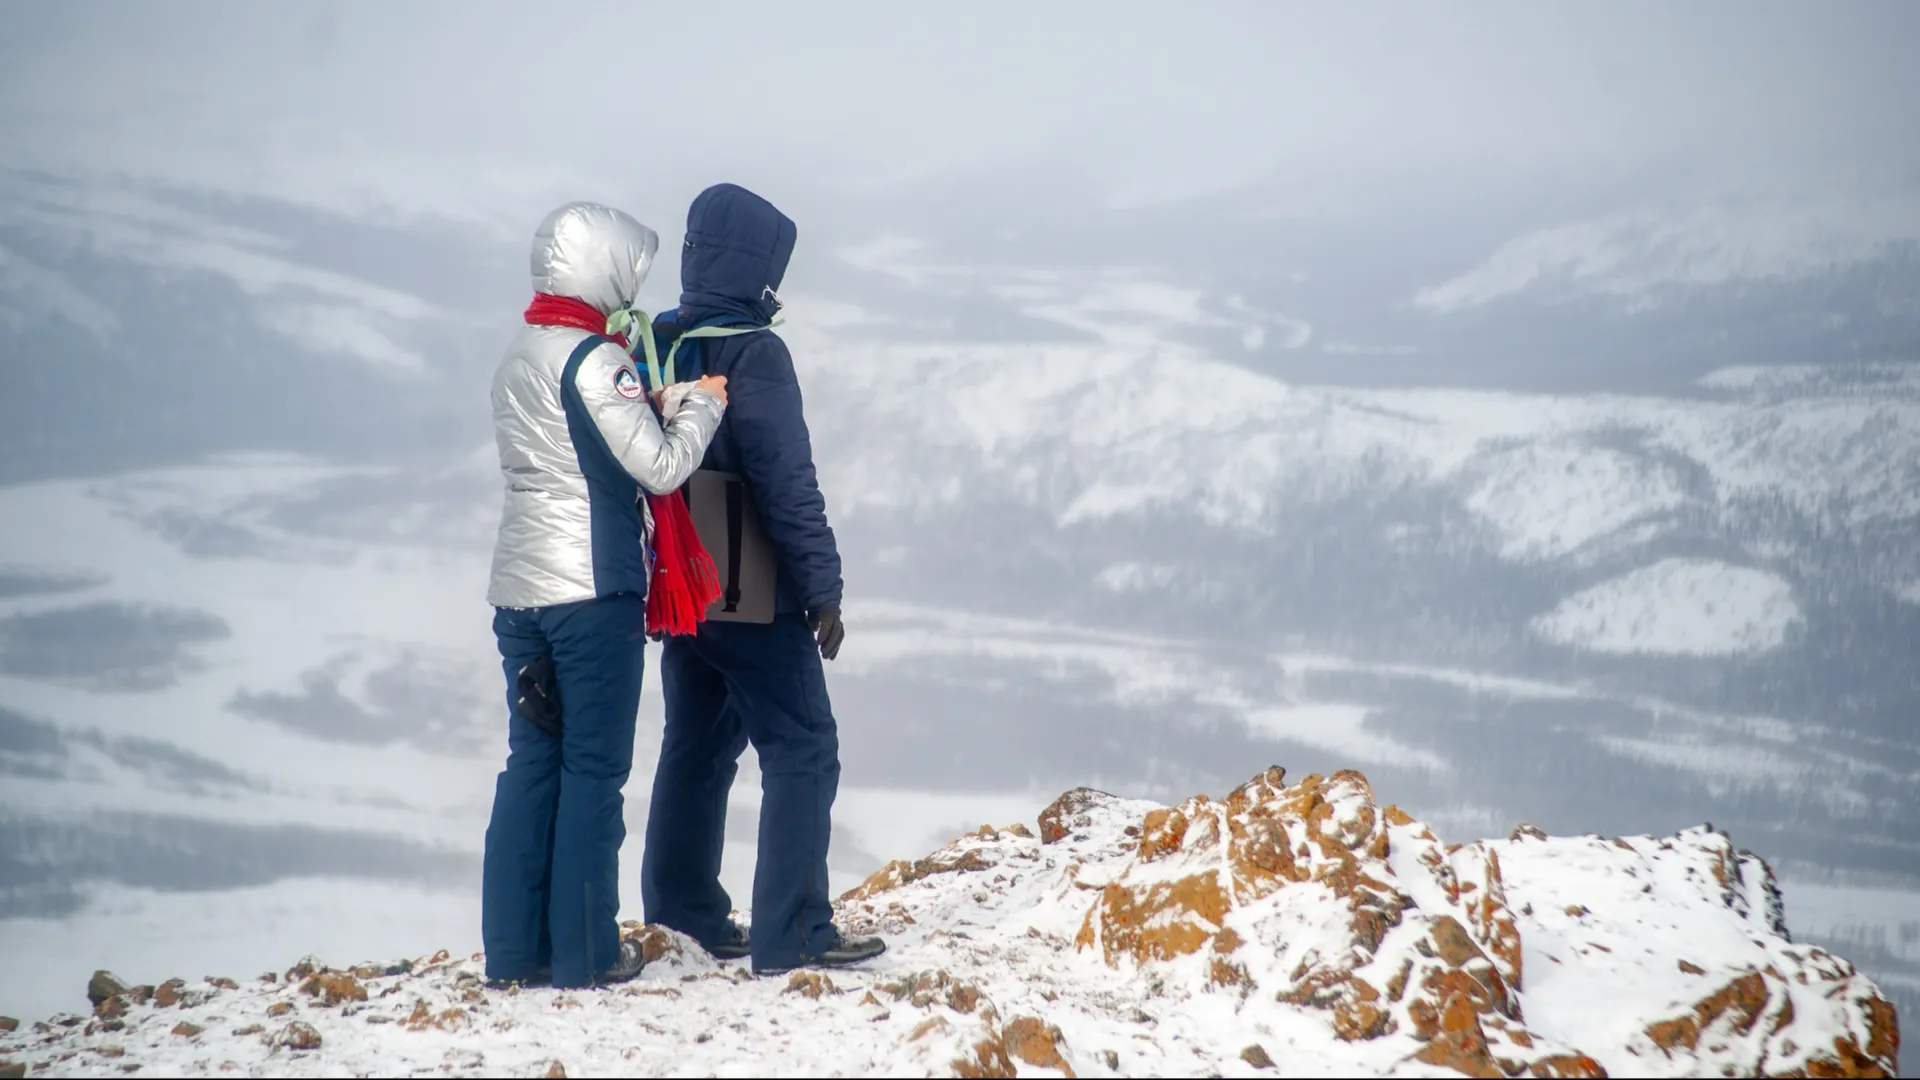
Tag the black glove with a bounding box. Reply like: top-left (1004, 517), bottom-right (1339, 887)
top-left (809, 607), bottom-right (845, 661)
top-left (513, 650), bottom-right (563, 740)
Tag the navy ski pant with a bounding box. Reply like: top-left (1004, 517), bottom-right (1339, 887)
top-left (482, 593), bottom-right (645, 988)
top-left (641, 614), bottom-right (840, 970)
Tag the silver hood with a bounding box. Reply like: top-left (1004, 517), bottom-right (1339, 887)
top-left (489, 204), bottom-right (724, 610)
top-left (530, 202), bottom-right (660, 315)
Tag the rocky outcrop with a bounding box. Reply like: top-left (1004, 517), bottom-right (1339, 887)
top-left (989, 769), bottom-right (1597, 1076)
top-left (1065, 768), bottom-right (1559, 1073)
top-left (841, 766), bottom-right (1897, 1078)
top-left (0, 768), bottom-right (1898, 1077)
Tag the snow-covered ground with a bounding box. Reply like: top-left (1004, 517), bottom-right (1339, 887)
top-left (0, 769), bottom-right (1897, 1078)
top-left (1777, 874), bottom-right (1920, 1015)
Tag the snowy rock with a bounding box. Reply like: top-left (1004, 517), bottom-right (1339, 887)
top-left (268, 1020), bottom-right (323, 1051)
top-left (84, 972), bottom-right (126, 1010)
top-left (151, 978), bottom-right (188, 1009)
top-left (90, 994), bottom-right (127, 1022)
top-left (298, 971), bottom-right (367, 1006)
top-left (1037, 787), bottom-right (1119, 845)
top-left (0, 769), bottom-right (1898, 1077)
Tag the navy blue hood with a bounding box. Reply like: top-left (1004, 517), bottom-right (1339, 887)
top-left (678, 183), bottom-right (796, 327)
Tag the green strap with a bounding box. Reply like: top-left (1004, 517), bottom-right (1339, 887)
top-left (661, 318), bottom-right (785, 388)
top-left (603, 309), bottom-right (788, 391)
top-left (603, 307), bottom-right (663, 390)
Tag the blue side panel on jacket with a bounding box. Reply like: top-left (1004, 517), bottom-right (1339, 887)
top-left (560, 336), bottom-right (649, 599)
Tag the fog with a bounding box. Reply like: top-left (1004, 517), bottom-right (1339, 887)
top-left (1, 0), bottom-right (1916, 1044)
top-left (6, 2), bottom-right (1917, 227)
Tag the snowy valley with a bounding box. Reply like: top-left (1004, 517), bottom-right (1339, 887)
top-left (1, 169), bottom-right (1917, 1072)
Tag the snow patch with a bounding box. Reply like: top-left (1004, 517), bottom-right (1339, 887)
top-left (1416, 196), bottom-right (1920, 312)
top-left (1593, 734), bottom-right (1871, 816)
top-left (1241, 703), bottom-right (1446, 772)
top-left (1464, 441), bottom-right (1689, 560)
top-left (1699, 362), bottom-right (1920, 395)
top-left (1492, 830), bottom-right (1877, 1078)
top-left (0, 173), bottom-right (440, 359)
top-left (1532, 558), bottom-right (1800, 656)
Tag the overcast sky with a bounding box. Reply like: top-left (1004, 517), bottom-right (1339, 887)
top-left (4, 1), bottom-right (1917, 235)
top-left (2, 1), bottom-right (1917, 403)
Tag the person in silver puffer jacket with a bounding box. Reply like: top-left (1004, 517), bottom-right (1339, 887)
top-left (481, 202), bottom-right (728, 989)
top-left (487, 203), bottom-right (727, 608)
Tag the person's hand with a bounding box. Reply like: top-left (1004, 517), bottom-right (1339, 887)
top-left (694, 374), bottom-right (728, 406)
top-left (809, 607), bottom-right (844, 661)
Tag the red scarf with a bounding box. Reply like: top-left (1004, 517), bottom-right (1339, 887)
top-left (525, 293), bottom-right (721, 636)
top-left (524, 293), bottom-right (626, 346)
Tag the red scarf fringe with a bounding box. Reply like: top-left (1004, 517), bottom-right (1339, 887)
top-left (644, 491), bottom-right (722, 637)
top-left (525, 292), bottom-right (717, 636)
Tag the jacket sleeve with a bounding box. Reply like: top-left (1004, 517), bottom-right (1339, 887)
top-left (728, 334), bottom-right (844, 612)
top-left (573, 340), bottom-right (725, 494)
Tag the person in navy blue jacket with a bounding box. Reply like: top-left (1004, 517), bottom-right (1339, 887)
top-left (639, 183), bottom-right (883, 975)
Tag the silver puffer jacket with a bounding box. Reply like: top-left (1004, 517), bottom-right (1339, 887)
top-left (486, 202), bottom-right (725, 609)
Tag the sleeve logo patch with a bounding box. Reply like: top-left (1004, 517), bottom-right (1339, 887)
top-left (613, 366), bottom-right (644, 400)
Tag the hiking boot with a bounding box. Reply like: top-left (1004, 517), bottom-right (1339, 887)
top-left (600, 940), bottom-right (646, 985)
top-left (753, 930), bottom-right (887, 976)
top-left (703, 922), bottom-right (751, 961)
top-left (816, 930), bottom-right (887, 968)
top-left (484, 966), bottom-right (552, 990)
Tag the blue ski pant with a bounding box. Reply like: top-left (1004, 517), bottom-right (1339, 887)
top-left (481, 593), bottom-right (645, 988)
top-left (641, 614), bottom-right (840, 970)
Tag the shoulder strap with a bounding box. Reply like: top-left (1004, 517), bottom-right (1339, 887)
top-left (659, 317), bottom-right (786, 388)
top-left (601, 307), bottom-right (665, 389)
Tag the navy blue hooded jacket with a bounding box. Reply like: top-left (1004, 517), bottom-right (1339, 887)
top-left (654, 184), bottom-right (843, 616)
